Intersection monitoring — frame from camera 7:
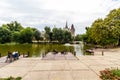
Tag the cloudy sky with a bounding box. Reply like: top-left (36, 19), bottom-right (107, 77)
top-left (0, 0), bottom-right (120, 34)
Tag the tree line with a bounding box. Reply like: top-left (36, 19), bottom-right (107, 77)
top-left (44, 26), bottom-right (73, 43)
top-left (0, 21), bottom-right (42, 43)
top-left (0, 21), bottom-right (74, 44)
top-left (82, 8), bottom-right (120, 47)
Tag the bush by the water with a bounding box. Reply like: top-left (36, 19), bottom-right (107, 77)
top-left (0, 76), bottom-right (21, 80)
top-left (100, 68), bottom-right (120, 80)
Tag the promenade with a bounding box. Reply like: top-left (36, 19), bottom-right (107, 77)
top-left (0, 57), bottom-right (9, 68)
top-left (0, 49), bottom-right (120, 80)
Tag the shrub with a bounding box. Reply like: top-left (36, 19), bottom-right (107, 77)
top-left (0, 76), bottom-right (22, 80)
top-left (100, 68), bottom-right (120, 80)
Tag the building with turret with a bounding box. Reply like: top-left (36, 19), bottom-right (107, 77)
top-left (64, 22), bottom-right (75, 36)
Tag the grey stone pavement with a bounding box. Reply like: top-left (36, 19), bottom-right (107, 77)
top-left (42, 52), bottom-right (78, 60)
top-left (0, 49), bottom-right (120, 80)
top-left (0, 56), bottom-right (9, 68)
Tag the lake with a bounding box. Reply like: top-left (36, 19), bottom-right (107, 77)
top-left (0, 43), bottom-right (85, 57)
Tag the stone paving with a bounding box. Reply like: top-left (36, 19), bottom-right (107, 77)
top-left (0, 49), bottom-right (120, 80)
top-left (0, 57), bottom-right (9, 68)
top-left (42, 52), bottom-right (78, 60)
top-left (0, 55), bottom-right (23, 68)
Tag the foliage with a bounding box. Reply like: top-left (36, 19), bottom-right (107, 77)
top-left (19, 27), bottom-right (33, 43)
top-left (0, 21), bottom-right (43, 44)
top-left (100, 68), bottom-right (120, 80)
top-left (63, 30), bottom-right (72, 43)
top-left (0, 21), bottom-right (73, 44)
top-left (0, 76), bottom-right (22, 80)
top-left (84, 8), bottom-right (120, 47)
top-left (11, 32), bottom-right (20, 43)
top-left (33, 29), bottom-right (42, 42)
top-left (52, 28), bottom-right (63, 42)
top-left (74, 34), bottom-right (83, 41)
top-left (52, 27), bottom-right (72, 43)
top-left (44, 26), bottom-right (51, 41)
top-left (5, 21), bottom-right (23, 32)
top-left (0, 27), bottom-right (11, 44)
top-left (0, 21), bottom-right (24, 43)
top-left (44, 27), bottom-right (73, 43)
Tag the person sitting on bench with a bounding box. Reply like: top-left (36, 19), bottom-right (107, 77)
top-left (12, 51), bottom-right (20, 60)
top-left (5, 51), bottom-right (13, 62)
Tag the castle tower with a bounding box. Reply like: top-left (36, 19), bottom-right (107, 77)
top-left (63, 22), bottom-right (75, 36)
top-left (64, 21), bottom-right (69, 31)
top-left (70, 24), bottom-right (75, 36)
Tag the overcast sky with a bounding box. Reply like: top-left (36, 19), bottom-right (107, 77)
top-left (0, 0), bottom-right (120, 34)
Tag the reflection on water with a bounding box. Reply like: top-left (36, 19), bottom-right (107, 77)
top-left (65, 43), bottom-right (84, 56)
top-left (74, 44), bottom-right (83, 56)
top-left (0, 43), bottom-right (84, 57)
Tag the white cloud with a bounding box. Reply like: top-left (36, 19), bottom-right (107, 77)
top-left (0, 0), bottom-right (120, 34)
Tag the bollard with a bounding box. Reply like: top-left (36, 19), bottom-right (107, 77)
top-left (42, 53), bottom-right (45, 58)
top-left (102, 51), bottom-right (104, 56)
top-left (74, 52), bottom-right (76, 56)
top-left (23, 53), bottom-right (25, 57)
top-left (27, 51), bottom-right (30, 57)
top-left (42, 53), bottom-right (44, 58)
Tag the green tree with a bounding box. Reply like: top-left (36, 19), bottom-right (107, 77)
top-left (74, 34), bottom-right (83, 41)
top-left (0, 27), bottom-right (11, 43)
top-left (63, 30), bottom-right (72, 43)
top-left (44, 26), bottom-right (51, 41)
top-left (84, 8), bottom-right (120, 47)
top-left (105, 8), bottom-right (120, 45)
top-left (52, 27), bottom-right (72, 43)
top-left (1, 21), bottom-right (24, 43)
top-left (12, 31), bottom-right (21, 43)
top-left (6, 21), bottom-right (23, 32)
top-left (19, 27), bottom-right (33, 43)
top-left (52, 27), bottom-right (58, 41)
top-left (49, 32), bottom-right (53, 42)
top-left (52, 28), bottom-right (63, 42)
top-left (33, 30), bottom-right (42, 42)
top-left (80, 34), bottom-right (88, 42)
top-left (84, 27), bottom-right (94, 43)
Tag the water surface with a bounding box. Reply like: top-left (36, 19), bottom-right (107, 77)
top-left (0, 43), bottom-right (84, 57)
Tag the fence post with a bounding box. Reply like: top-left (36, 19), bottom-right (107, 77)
top-left (102, 51), bottom-right (104, 56)
top-left (74, 52), bottom-right (76, 56)
top-left (0, 53), bottom-right (1, 57)
top-left (23, 53), bottom-right (25, 57)
top-left (27, 51), bottom-right (30, 57)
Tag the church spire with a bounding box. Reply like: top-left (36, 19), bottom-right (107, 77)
top-left (71, 24), bottom-right (75, 30)
top-left (65, 21), bottom-right (68, 29)
top-left (70, 24), bottom-right (75, 36)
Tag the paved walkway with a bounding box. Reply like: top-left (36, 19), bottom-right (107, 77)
top-left (0, 55), bottom-right (23, 68)
top-left (42, 52), bottom-right (78, 60)
top-left (0, 57), bottom-right (9, 68)
top-left (0, 49), bottom-right (120, 80)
